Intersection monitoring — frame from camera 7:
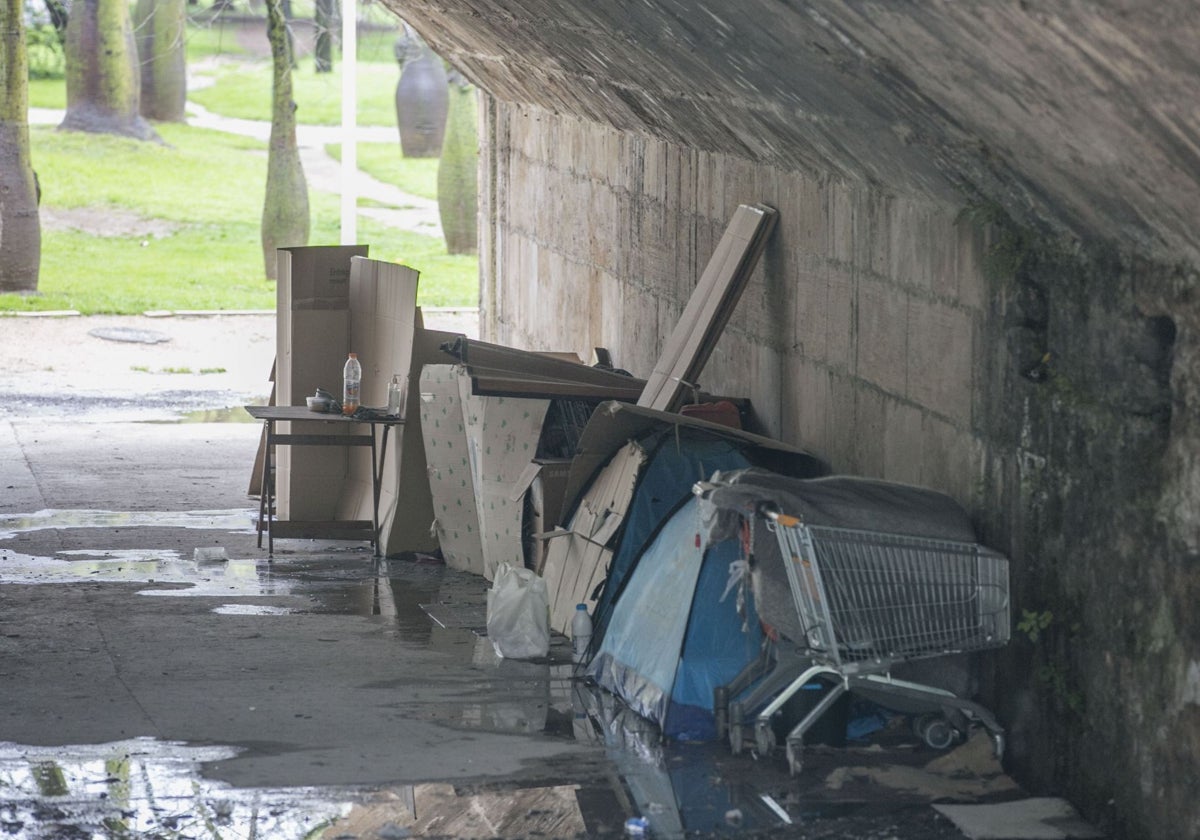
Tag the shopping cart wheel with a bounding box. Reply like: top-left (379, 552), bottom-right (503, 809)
top-left (753, 722), bottom-right (776, 758)
top-left (914, 714), bottom-right (956, 750)
top-left (786, 741), bottom-right (803, 776)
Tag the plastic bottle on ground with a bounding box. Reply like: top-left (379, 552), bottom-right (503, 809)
top-left (571, 603), bottom-right (592, 663)
top-left (343, 353), bottom-right (362, 415)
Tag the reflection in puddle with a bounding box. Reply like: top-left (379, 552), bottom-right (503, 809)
top-left (213, 603), bottom-right (298, 616)
top-left (0, 738), bottom-right (349, 838)
top-left (0, 547), bottom-right (292, 598)
top-left (0, 732), bottom-right (794, 840)
top-left (142, 405), bottom-right (258, 424)
top-left (332, 782), bottom-right (588, 839)
top-left (0, 508), bottom-right (256, 538)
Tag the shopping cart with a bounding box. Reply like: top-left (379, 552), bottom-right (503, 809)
top-left (695, 470), bottom-right (1010, 775)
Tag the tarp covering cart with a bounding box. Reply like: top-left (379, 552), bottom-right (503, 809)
top-left (694, 467), bottom-right (1011, 774)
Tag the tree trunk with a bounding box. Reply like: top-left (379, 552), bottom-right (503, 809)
top-left (437, 79), bottom-right (477, 255)
top-left (134, 0), bottom-right (187, 122)
top-left (60, 0), bottom-right (158, 140)
top-left (280, 0), bottom-right (296, 68)
top-left (260, 0), bottom-right (309, 280)
top-left (42, 0), bottom-right (68, 46)
top-left (0, 0), bottom-right (42, 294)
top-left (313, 0), bottom-right (334, 73)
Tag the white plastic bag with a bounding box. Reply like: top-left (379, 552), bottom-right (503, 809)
top-left (486, 562), bottom-right (550, 659)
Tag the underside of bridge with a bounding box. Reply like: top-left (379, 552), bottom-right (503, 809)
top-left (375, 2), bottom-right (1200, 837)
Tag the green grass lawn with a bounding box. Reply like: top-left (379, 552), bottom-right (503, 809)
top-left (189, 58), bottom-right (400, 126)
top-left (3, 124), bottom-right (476, 314)
top-left (325, 142), bottom-right (439, 200)
top-left (13, 16), bottom-right (475, 315)
top-left (28, 77), bottom-right (65, 110)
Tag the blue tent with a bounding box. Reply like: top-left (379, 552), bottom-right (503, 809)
top-left (545, 403), bottom-right (826, 740)
top-left (587, 494), bottom-right (764, 741)
top-left (590, 434), bottom-right (753, 646)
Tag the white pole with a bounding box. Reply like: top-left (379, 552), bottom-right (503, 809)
top-left (339, 0), bottom-right (357, 244)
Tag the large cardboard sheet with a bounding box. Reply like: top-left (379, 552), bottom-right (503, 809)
top-left (336, 257), bottom-right (441, 553)
top-left (542, 440), bottom-right (648, 634)
top-left (464, 390), bottom-right (550, 579)
top-left (275, 245), bottom-right (367, 520)
top-left (420, 365), bottom-right (485, 575)
top-left (376, 324), bottom-right (460, 555)
top-left (420, 364), bottom-right (550, 579)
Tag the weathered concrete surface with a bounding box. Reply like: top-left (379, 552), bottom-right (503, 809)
top-left (374, 3), bottom-right (1199, 839)
top-left (396, 0), bottom-right (1200, 267)
top-left (0, 418), bottom-right (587, 788)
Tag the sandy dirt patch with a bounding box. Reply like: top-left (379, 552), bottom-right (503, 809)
top-left (39, 207), bottom-right (183, 239)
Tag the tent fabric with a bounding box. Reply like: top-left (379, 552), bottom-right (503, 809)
top-left (698, 467), bottom-right (977, 543)
top-left (587, 496), bottom-right (763, 740)
top-left (667, 534), bottom-right (764, 740)
top-left (590, 434), bottom-right (752, 647)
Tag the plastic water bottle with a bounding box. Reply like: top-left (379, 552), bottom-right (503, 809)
top-left (342, 352), bottom-right (361, 415)
top-left (571, 603), bottom-right (592, 663)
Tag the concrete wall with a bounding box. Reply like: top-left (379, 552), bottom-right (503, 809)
top-left (481, 100), bottom-right (986, 494)
top-left (477, 98), bottom-right (1198, 840)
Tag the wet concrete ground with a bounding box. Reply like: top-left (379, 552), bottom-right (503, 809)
top-left (0, 317), bottom-right (1104, 839)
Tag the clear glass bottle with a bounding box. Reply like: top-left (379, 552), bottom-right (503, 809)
top-left (387, 374), bottom-right (405, 416)
top-left (342, 352), bottom-right (362, 415)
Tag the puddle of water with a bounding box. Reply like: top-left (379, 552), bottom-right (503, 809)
top-left (213, 603), bottom-right (298, 616)
top-left (0, 508), bottom-right (256, 539)
top-left (141, 405), bottom-right (259, 424)
top-left (0, 547), bottom-right (293, 598)
top-left (0, 731), bottom-right (802, 840)
top-left (0, 738), bottom-right (350, 839)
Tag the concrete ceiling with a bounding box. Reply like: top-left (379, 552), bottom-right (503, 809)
top-left (382, 0), bottom-right (1200, 267)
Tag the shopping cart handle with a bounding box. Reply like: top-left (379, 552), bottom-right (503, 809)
top-left (758, 502), bottom-right (800, 527)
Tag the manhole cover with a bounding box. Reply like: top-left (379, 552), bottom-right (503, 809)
top-left (88, 326), bottom-right (173, 344)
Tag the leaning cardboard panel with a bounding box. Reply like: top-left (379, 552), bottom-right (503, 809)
top-left (333, 257), bottom-right (432, 552)
top-left (420, 364), bottom-right (485, 575)
top-left (462, 388), bottom-right (550, 580)
top-left (380, 323), bottom-right (463, 554)
top-left (275, 245), bottom-right (367, 520)
top-left (541, 440), bottom-right (647, 634)
top-left (420, 363), bottom-right (551, 578)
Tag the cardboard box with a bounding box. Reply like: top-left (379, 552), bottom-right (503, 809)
top-left (336, 259), bottom-right (453, 555)
top-left (335, 257), bottom-right (419, 523)
top-left (275, 245), bottom-right (367, 520)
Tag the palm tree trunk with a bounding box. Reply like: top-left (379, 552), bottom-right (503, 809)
top-left (134, 0), bottom-right (187, 122)
top-left (0, 0), bottom-right (41, 293)
top-left (60, 0), bottom-right (158, 140)
top-left (260, 0), bottom-right (309, 280)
